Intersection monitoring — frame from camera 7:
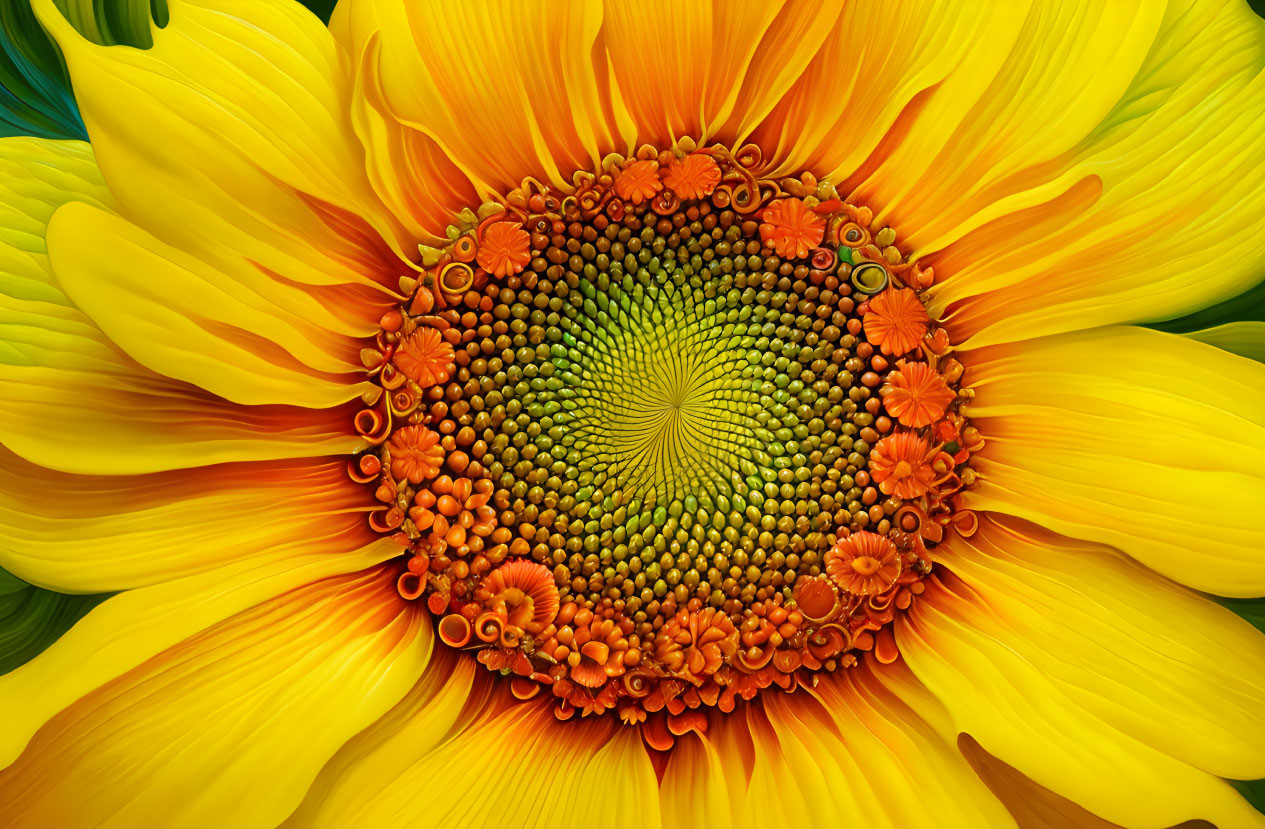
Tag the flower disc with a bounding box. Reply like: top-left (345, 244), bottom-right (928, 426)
top-left (351, 143), bottom-right (979, 735)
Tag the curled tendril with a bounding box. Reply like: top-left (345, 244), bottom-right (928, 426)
top-left (439, 262), bottom-right (475, 295)
top-left (851, 262), bottom-right (890, 294)
top-left (734, 143), bottom-right (763, 171)
top-left (709, 186), bottom-right (732, 210)
top-left (378, 362), bottom-right (407, 391)
top-left (368, 505), bottom-right (404, 533)
top-left (397, 571), bottom-right (425, 601)
top-left (354, 401), bottom-right (392, 445)
top-left (346, 453), bottom-right (380, 484)
top-left (452, 235), bottom-right (477, 263)
top-left (650, 188), bottom-right (681, 216)
top-left (389, 386), bottom-right (419, 418)
top-left (809, 246), bottom-right (838, 271)
top-left (475, 611), bottom-right (507, 644)
top-left (438, 614), bottom-right (473, 648)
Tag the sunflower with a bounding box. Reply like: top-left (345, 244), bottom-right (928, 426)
top-left (2, 0), bottom-right (1265, 827)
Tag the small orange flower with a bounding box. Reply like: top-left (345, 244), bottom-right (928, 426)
top-left (825, 532), bottom-right (902, 596)
top-left (883, 363), bottom-right (955, 427)
top-left (662, 153), bottom-right (721, 199)
top-left (869, 432), bottom-right (937, 499)
top-left (393, 328), bottom-right (453, 387)
top-left (759, 198), bottom-right (824, 259)
top-left (613, 159), bottom-right (662, 205)
top-left (386, 424), bottom-right (444, 484)
top-left (863, 288), bottom-right (929, 356)
top-left (476, 221), bottom-right (531, 277)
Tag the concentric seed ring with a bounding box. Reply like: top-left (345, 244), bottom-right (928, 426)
top-left (350, 142), bottom-right (980, 743)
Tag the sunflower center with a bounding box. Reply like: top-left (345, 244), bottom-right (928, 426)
top-left (350, 141), bottom-right (980, 746)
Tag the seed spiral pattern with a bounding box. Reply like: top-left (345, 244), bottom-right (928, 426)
top-left (350, 142), bottom-right (981, 746)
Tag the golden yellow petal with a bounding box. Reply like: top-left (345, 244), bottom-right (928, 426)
top-left (917, 1), bottom-right (1265, 345)
top-left (45, 201), bottom-right (371, 408)
top-left (0, 140), bottom-right (359, 474)
top-left (0, 564), bottom-right (430, 829)
top-left (0, 539), bottom-right (401, 771)
top-left (33, 0), bottom-right (415, 278)
top-left (900, 516), bottom-right (1265, 828)
top-left (286, 676), bottom-right (658, 829)
top-left (0, 450), bottom-right (372, 593)
top-left (674, 662), bottom-right (1013, 828)
top-left (962, 326), bottom-right (1265, 596)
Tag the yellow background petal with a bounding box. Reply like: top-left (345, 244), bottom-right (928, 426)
top-left (46, 201), bottom-right (370, 408)
top-left (0, 138), bottom-right (359, 473)
top-left (935, 516), bottom-right (1265, 780)
top-left (285, 665), bottom-right (659, 829)
top-left (900, 517), bottom-right (1265, 829)
top-left (0, 564), bottom-right (430, 829)
top-left (33, 0), bottom-right (415, 282)
top-left (660, 663), bottom-right (1013, 828)
top-left (0, 539), bottom-right (400, 770)
top-left (962, 326), bottom-right (1265, 596)
top-left (0, 450), bottom-right (372, 593)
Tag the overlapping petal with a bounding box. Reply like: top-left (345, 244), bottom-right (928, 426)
top-left (901, 515), bottom-right (1265, 828)
top-left (284, 652), bottom-right (659, 829)
top-left (0, 449), bottom-right (373, 593)
top-left (0, 136), bottom-right (362, 471)
top-left (961, 325), bottom-right (1265, 597)
top-left (0, 563), bottom-right (431, 829)
top-left (660, 662), bottom-right (1013, 828)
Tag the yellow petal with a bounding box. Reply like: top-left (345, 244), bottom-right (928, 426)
top-left (32, 0), bottom-right (414, 284)
top-left (336, 1), bottom-right (1265, 347)
top-left (962, 326), bottom-right (1265, 596)
top-left (0, 563), bottom-right (430, 829)
top-left (667, 663), bottom-right (1013, 828)
top-left (0, 449), bottom-right (372, 593)
top-left (957, 735), bottom-right (1124, 829)
top-left (0, 538), bottom-right (400, 770)
top-left (285, 677), bottom-right (659, 829)
top-left (281, 649), bottom-right (485, 828)
top-left (914, 1), bottom-right (1265, 346)
top-left (46, 201), bottom-right (371, 407)
top-left (1185, 321), bottom-right (1265, 364)
top-left (0, 141), bottom-right (360, 473)
top-left (900, 516), bottom-right (1265, 828)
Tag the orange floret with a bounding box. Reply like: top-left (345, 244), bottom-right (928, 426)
top-left (759, 198), bottom-right (825, 259)
top-left (662, 153), bottom-right (721, 200)
top-left (825, 531), bottom-right (902, 596)
top-left (393, 328), bottom-right (454, 387)
top-left (869, 432), bottom-right (936, 499)
top-left (476, 221), bottom-right (532, 278)
top-left (863, 288), bottom-right (929, 356)
top-left (613, 160), bottom-right (662, 205)
top-left (883, 363), bottom-right (955, 427)
top-left (386, 425), bottom-right (444, 484)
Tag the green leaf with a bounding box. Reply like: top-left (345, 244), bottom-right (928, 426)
top-left (1219, 597), bottom-right (1265, 813)
top-left (1, 0), bottom-right (169, 140)
top-left (0, 568), bottom-right (110, 675)
top-left (297, 0), bottom-right (336, 24)
top-left (1146, 276), bottom-right (1265, 334)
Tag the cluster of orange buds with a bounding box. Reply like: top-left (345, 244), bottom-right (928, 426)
top-left (654, 606), bottom-right (740, 684)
